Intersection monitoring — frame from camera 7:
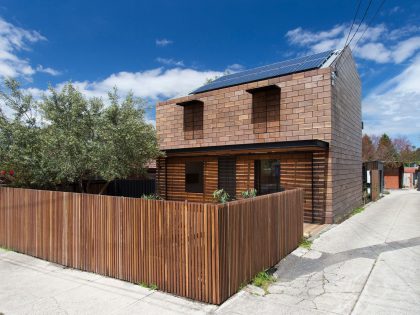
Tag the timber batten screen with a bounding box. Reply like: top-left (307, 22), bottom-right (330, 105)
top-left (0, 187), bottom-right (304, 305)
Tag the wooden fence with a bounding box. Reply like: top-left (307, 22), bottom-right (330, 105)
top-left (0, 187), bottom-right (303, 304)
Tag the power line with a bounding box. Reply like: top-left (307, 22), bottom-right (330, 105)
top-left (344, 0), bottom-right (363, 47)
top-left (335, 0), bottom-right (368, 70)
top-left (350, 0), bottom-right (386, 51)
top-left (346, 0), bottom-right (373, 48)
top-left (336, 0), bottom-right (386, 72)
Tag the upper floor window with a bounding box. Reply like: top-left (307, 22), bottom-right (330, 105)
top-left (247, 85), bottom-right (280, 134)
top-left (177, 100), bottom-right (204, 140)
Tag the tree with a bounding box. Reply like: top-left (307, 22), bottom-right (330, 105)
top-left (362, 134), bottom-right (376, 162)
top-left (0, 79), bottom-right (46, 187)
top-left (376, 134), bottom-right (399, 167)
top-left (393, 136), bottom-right (415, 165)
top-left (0, 79), bottom-right (161, 193)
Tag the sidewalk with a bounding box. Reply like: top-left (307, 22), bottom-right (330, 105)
top-left (0, 249), bottom-right (216, 314)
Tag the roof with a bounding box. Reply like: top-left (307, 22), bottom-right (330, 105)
top-left (192, 50), bottom-right (339, 94)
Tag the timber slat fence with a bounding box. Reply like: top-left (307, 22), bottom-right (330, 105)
top-left (0, 187), bottom-right (303, 304)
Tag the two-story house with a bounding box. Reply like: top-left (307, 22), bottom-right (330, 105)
top-left (156, 48), bottom-right (362, 223)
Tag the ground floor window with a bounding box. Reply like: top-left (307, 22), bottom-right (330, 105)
top-left (185, 161), bottom-right (204, 193)
top-left (254, 159), bottom-right (281, 195)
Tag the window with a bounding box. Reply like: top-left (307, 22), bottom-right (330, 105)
top-left (185, 161), bottom-right (204, 193)
top-left (248, 85), bottom-right (280, 134)
top-left (183, 102), bottom-right (203, 140)
top-left (218, 156), bottom-right (236, 197)
top-left (254, 159), bottom-right (281, 195)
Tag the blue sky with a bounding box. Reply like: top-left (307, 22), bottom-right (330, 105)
top-left (1, 0), bottom-right (420, 146)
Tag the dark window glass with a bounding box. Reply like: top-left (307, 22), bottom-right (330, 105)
top-left (185, 161), bottom-right (204, 193)
top-left (218, 156), bottom-right (236, 197)
top-left (254, 159), bottom-right (281, 195)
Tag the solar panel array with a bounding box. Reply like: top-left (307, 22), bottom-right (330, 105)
top-left (192, 50), bottom-right (336, 94)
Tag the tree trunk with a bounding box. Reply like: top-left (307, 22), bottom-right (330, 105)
top-left (79, 178), bottom-right (84, 193)
top-left (99, 181), bottom-right (111, 195)
top-left (86, 180), bottom-right (91, 193)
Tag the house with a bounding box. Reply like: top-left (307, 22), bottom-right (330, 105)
top-left (384, 164), bottom-right (404, 189)
top-left (156, 47), bottom-right (362, 224)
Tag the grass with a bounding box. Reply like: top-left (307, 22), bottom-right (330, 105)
top-left (251, 270), bottom-right (275, 294)
top-left (299, 237), bottom-right (313, 249)
top-left (350, 206), bottom-right (365, 217)
top-left (138, 282), bottom-right (158, 290)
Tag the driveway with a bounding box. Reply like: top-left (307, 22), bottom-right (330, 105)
top-left (218, 189), bottom-right (420, 314)
top-left (1, 190), bottom-right (419, 314)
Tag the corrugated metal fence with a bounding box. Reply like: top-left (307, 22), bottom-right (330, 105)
top-left (0, 187), bottom-right (303, 304)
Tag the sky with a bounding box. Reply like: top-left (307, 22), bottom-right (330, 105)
top-left (0, 0), bottom-right (420, 146)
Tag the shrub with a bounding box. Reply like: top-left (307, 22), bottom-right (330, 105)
top-left (213, 189), bottom-right (230, 204)
top-left (141, 194), bottom-right (163, 200)
top-left (241, 188), bottom-right (257, 199)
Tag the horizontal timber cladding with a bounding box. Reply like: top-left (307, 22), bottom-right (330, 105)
top-left (159, 151), bottom-right (327, 223)
top-left (163, 156), bottom-right (218, 203)
top-left (0, 187), bottom-right (304, 305)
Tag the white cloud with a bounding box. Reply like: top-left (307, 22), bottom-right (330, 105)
top-left (285, 23), bottom-right (420, 64)
top-left (356, 42), bottom-right (391, 63)
top-left (156, 57), bottom-right (184, 67)
top-left (155, 38), bottom-right (173, 47)
top-left (226, 63), bottom-right (245, 73)
top-left (36, 65), bottom-right (61, 76)
top-left (0, 17), bottom-right (60, 79)
top-left (363, 53), bottom-right (420, 137)
top-left (37, 67), bottom-right (223, 101)
top-left (25, 67), bottom-right (224, 126)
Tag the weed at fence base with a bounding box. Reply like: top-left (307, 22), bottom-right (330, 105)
top-left (138, 282), bottom-right (158, 290)
top-left (251, 270), bottom-right (275, 294)
top-left (299, 237), bottom-right (312, 249)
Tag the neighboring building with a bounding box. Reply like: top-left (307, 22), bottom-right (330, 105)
top-left (403, 167), bottom-right (417, 189)
top-left (363, 161), bottom-right (384, 202)
top-left (156, 48), bottom-right (362, 224)
top-left (384, 165), bottom-right (403, 189)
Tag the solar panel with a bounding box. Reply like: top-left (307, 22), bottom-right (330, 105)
top-left (191, 50), bottom-right (335, 94)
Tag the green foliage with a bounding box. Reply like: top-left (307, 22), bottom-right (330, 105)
top-left (0, 79), bottom-right (161, 192)
top-left (141, 193), bottom-right (163, 200)
top-left (241, 188), bottom-right (257, 199)
top-left (252, 270), bottom-right (275, 294)
top-left (138, 282), bottom-right (158, 290)
top-left (213, 188), bottom-right (230, 204)
top-left (350, 206), bottom-right (365, 217)
top-left (299, 237), bottom-right (312, 249)
top-left (383, 190), bottom-right (390, 195)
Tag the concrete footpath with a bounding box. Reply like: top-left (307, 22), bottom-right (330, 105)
top-left (1, 190), bottom-right (419, 314)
